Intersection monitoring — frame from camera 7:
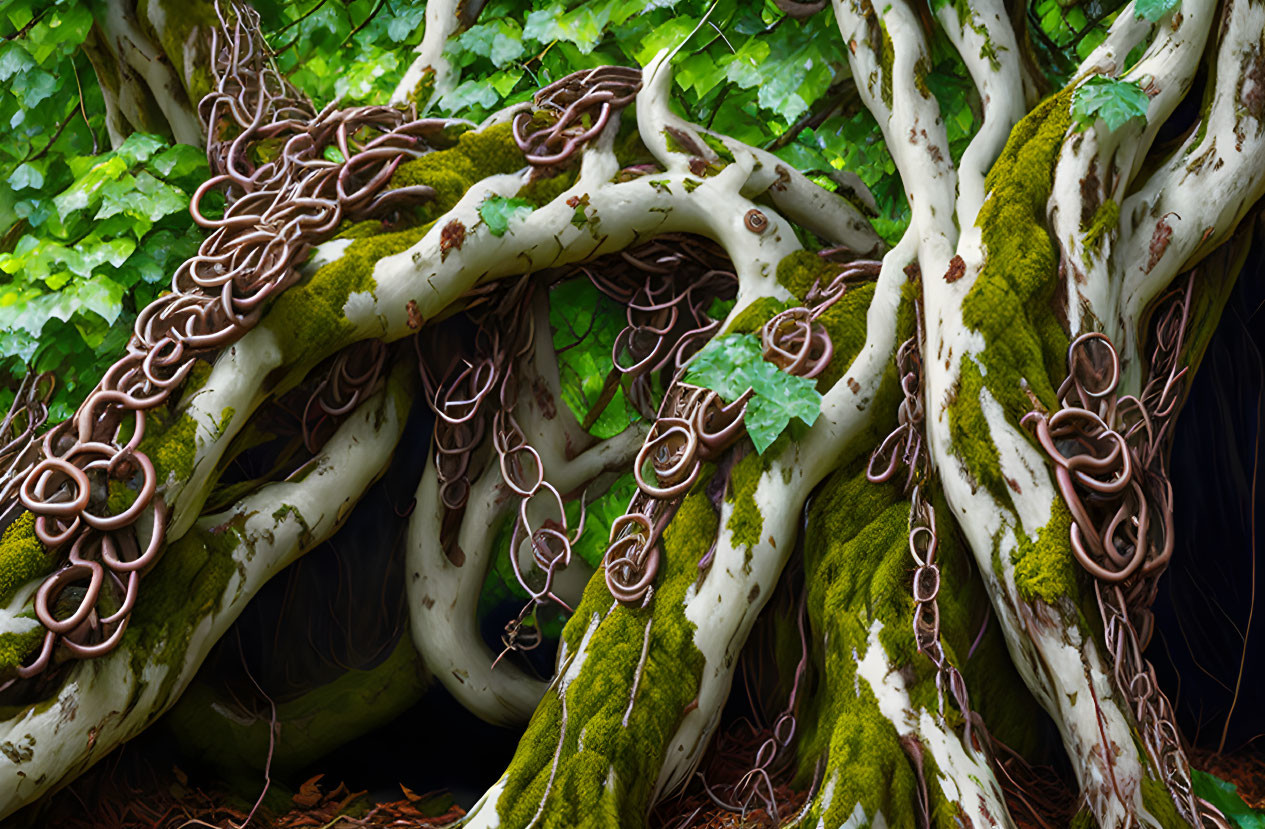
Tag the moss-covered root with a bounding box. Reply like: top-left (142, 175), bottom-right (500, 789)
top-left (462, 482), bottom-right (713, 829)
top-left (928, 88), bottom-right (1176, 827)
top-left (164, 629), bottom-right (431, 780)
top-left (0, 367), bottom-right (413, 821)
top-left (791, 460), bottom-right (1046, 828)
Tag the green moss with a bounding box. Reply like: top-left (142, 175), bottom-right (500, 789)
top-left (107, 479), bottom-right (140, 515)
top-left (796, 389), bottom-right (1048, 824)
top-left (266, 124), bottom-right (525, 367)
top-left (217, 406), bottom-right (235, 436)
top-left (948, 357), bottom-right (1011, 507)
top-left (1011, 498), bottom-right (1079, 604)
top-left (726, 452), bottom-right (764, 556)
top-left (139, 405), bottom-right (198, 485)
top-left (184, 358), bottom-right (213, 396)
top-left (390, 122), bottom-right (525, 224)
top-left (878, 19), bottom-right (896, 109)
top-left (1140, 775), bottom-right (1186, 829)
top-left (0, 512), bottom-right (53, 605)
top-left (1081, 198), bottom-right (1119, 260)
top-left (0, 625), bottom-right (43, 671)
top-left (517, 167), bottom-right (580, 207)
top-left (955, 89), bottom-right (1074, 499)
top-left (775, 250), bottom-right (875, 390)
top-left (122, 522), bottom-right (241, 702)
top-left (724, 297), bottom-right (790, 335)
top-left (266, 222), bottom-right (434, 367)
top-left (166, 630), bottom-right (430, 776)
top-left (496, 474), bottom-right (713, 827)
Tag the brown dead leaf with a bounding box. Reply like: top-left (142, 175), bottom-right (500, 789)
top-left (293, 773), bottom-right (326, 808)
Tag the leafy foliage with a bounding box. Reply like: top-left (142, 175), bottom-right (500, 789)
top-left (1191, 771), bottom-right (1265, 828)
top-left (1028, 0), bottom-right (1131, 85)
top-left (255, 0), bottom-right (427, 107)
top-left (0, 134), bottom-right (214, 420)
top-left (1072, 75), bottom-right (1150, 131)
top-left (683, 332), bottom-right (821, 453)
top-left (0, 0), bottom-right (216, 419)
top-left (477, 194), bottom-right (535, 236)
top-left (1135, 0), bottom-right (1179, 22)
top-left (549, 277), bottom-right (639, 439)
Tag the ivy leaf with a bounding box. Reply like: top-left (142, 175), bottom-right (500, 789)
top-left (1191, 772), bottom-right (1265, 829)
top-left (7, 162), bottom-right (43, 190)
top-left (683, 333), bottom-right (822, 453)
top-left (114, 132), bottom-right (165, 166)
top-left (1072, 76), bottom-right (1150, 132)
top-left (1135, 0), bottom-right (1179, 21)
top-left (478, 194), bottom-right (534, 236)
top-left (148, 144), bottom-right (205, 179)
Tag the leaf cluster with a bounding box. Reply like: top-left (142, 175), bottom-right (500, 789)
top-left (683, 332), bottom-right (820, 453)
top-left (1072, 75), bottom-right (1150, 131)
top-left (0, 132), bottom-right (213, 420)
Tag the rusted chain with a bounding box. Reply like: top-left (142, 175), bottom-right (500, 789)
top-left (417, 277), bottom-right (587, 659)
top-left (0, 2), bottom-right (461, 682)
top-left (607, 247), bottom-right (881, 606)
top-left (866, 297), bottom-right (975, 745)
top-left (512, 66), bottom-right (641, 169)
top-left (1022, 273), bottom-right (1229, 827)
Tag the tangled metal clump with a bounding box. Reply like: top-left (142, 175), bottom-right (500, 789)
top-left (0, 3), bottom-right (461, 682)
top-left (301, 340), bottom-right (389, 453)
top-left (1022, 275), bottom-right (1228, 827)
top-left (512, 65), bottom-right (641, 168)
top-left (0, 373), bottom-right (53, 507)
top-left (866, 299), bottom-right (976, 756)
top-left (419, 277), bottom-right (587, 657)
top-left (585, 234), bottom-right (739, 417)
top-left (606, 248), bottom-right (881, 606)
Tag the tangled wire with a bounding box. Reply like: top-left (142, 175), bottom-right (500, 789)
top-left (863, 293), bottom-right (984, 829)
top-left (605, 246), bottom-right (882, 607)
top-left (0, 3), bottom-right (460, 683)
top-left (512, 66), bottom-right (642, 169)
top-left (1022, 274), bottom-right (1229, 827)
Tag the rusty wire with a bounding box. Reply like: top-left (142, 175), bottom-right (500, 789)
top-left (302, 340), bottom-right (390, 453)
top-left (416, 277), bottom-right (588, 659)
top-left (866, 297), bottom-right (976, 749)
top-left (0, 2), bottom-right (462, 682)
top-left (511, 66), bottom-right (641, 168)
top-left (1022, 273), bottom-right (1230, 827)
top-left (606, 247), bottom-right (880, 607)
top-left (0, 372), bottom-right (54, 507)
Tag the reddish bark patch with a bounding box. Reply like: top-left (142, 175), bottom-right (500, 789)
top-left (406, 299), bottom-right (424, 330)
top-left (945, 255), bottom-right (966, 283)
top-left (439, 219), bottom-right (465, 262)
top-left (1146, 216), bottom-right (1175, 273)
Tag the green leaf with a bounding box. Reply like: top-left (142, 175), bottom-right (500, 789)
top-left (1072, 76), bottom-right (1150, 132)
top-left (478, 194), bottom-right (534, 236)
top-left (148, 143), bottom-right (206, 178)
top-left (7, 161), bottom-right (43, 190)
top-left (1191, 771), bottom-right (1265, 829)
top-left (1135, 0), bottom-right (1179, 22)
top-left (683, 332), bottom-right (822, 453)
top-left (114, 132), bottom-right (165, 165)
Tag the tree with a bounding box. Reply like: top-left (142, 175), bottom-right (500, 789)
top-left (0, 0), bottom-right (1261, 826)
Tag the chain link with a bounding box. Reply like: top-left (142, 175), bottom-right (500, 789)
top-left (1023, 274), bottom-right (1229, 827)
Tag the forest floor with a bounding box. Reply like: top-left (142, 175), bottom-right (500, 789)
top-left (19, 724), bottom-right (1264, 828)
